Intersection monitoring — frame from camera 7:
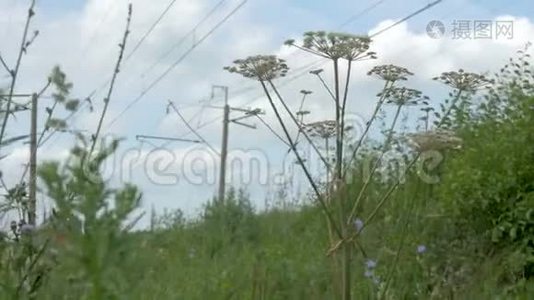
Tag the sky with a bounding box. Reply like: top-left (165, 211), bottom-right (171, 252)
top-left (0, 0), bottom-right (533, 226)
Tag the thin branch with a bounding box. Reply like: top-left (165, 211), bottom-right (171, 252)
top-left (15, 239), bottom-right (50, 297)
top-left (291, 44), bottom-right (330, 59)
top-left (314, 73), bottom-right (336, 103)
top-left (89, 3), bottom-right (132, 156)
top-left (333, 59), bottom-right (343, 181)
top-left (267, 80), bottom-right (332, 171)
top-left (0, 53), bottom-right (11, 75)
top-left (343, 80), bottom-right (392, 178)
top-left (380, 200), bottom-right (416, 300)
top-left (0, 0), bottom-right (36, 149)
top-left (260, 80), bottom-right (342, 240)
top-left (339, 60), bottom-right (352, 162)
top-left (347, 104), bottom-right (402, 224)
top-left (361, 89), bottom-right (464, 230)
top-left (294, 92), bottom-right (310, 144)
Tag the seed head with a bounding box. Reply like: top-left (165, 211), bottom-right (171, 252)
top-left (368, 64), bottom-right (414, 82)
top-left (288, 31), bottom-right (375, 61)
top-left (433, 69), bottom-right (494, 92)
top-left (304, 120), bottom-right (337, 139)
top-left (381, 87), bottom-right (429, 106)
top-left (224, 55), bottom-right (289, 81)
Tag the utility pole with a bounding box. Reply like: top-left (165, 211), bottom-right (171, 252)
top-left (28, 93), bottom-right (37, 225)
top-left (169, 87), bottom-right (263, 204)
top-left (210, 85), bottom-right (262, 203)
top-left (216, 86), bottom-right (229, 203)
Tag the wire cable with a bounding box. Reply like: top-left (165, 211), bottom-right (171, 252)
top-left (168, 100), bottom-right (220, 155)
top-left (140, 0), bottom-right (228, 78)
top-left (106, 0), bottom-right (248, 129)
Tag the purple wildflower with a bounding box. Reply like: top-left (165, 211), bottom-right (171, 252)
top-left (353, 218), bottom-right (364, 233)
top-left (364, 269), bottom-right (374, 278)
top-left (365, 259), bottom-right (377, 269)
top-left (417, 244), bottom-right (427, 254)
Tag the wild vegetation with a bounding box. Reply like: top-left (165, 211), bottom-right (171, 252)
top-left (0, 2), bottom-right (533, 299)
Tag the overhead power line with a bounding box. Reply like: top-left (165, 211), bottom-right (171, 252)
top-left (41, 1), bottom-right (178, 148)
top-left (198, 0), bottom-right (403, 108)
top-left (140, 0), bottom-right (228, 78)
top-left (126, 0), bottom-right (179, 61)
top-left (167, 100), bottom-right (220, 154)
top-left (106, 0), bottom-right (248, 129)
top-left (369, 0), bottom-right (443, 37)
top-left (339, 0), bottom-right (387, 28)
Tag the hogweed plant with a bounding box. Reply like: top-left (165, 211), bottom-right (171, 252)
top-left (285, 33), bottom-right (378, 299)
top-left (354, 70), bottom-right (494, 249)
top-left (224, 55), bottom-right (342, 239)
top-left (286, 32), bottom-right (376, 184)
top-left (230, 32), bottom-right (432, 299)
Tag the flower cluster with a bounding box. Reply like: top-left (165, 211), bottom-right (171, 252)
top-left (433, 69), bottom-right (494, 92)
top-left (304, 120), bottom-right (337, 139)
top-left (367, 64), bottom-right (414, 82)
top-left (407, 129), bottom-right (463, 152)
top-left (381, 87), bottom-right (429, 106)
top-left (417, 244), bottom-right (427, 254)
top-left (353, 218), bottom-right (364, 233)
top-left (364, 259), bottom-right (381, 285)
top-left (286, 31), bottom-right (376, 61)
top-left (224, 55), bottom-right (289, 81)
